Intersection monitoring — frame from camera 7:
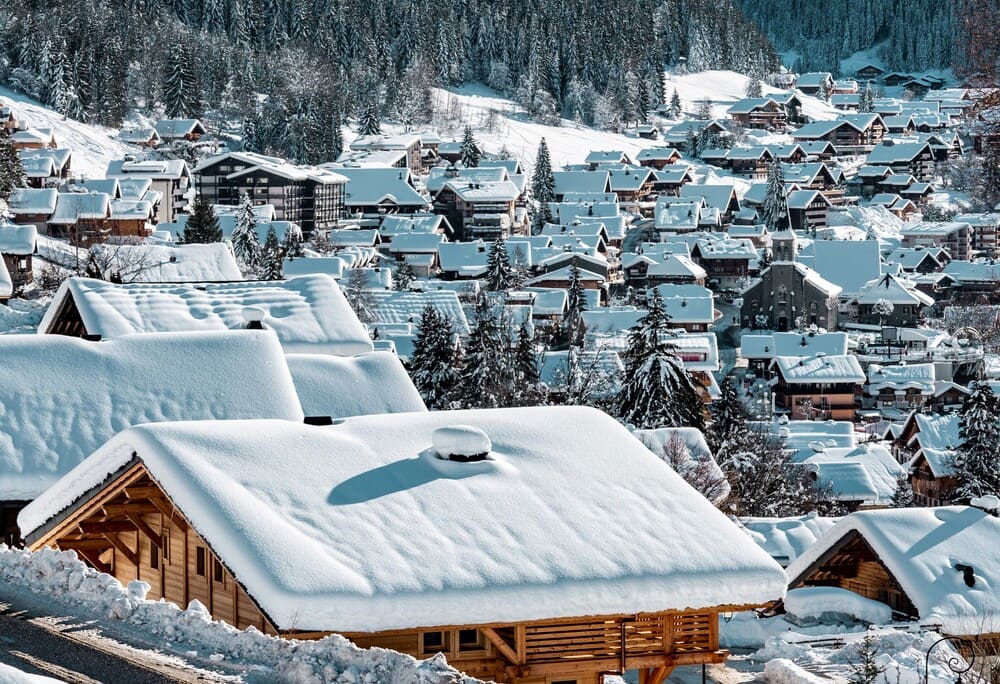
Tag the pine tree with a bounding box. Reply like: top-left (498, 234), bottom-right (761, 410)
top-left (858, 82), bottom-right (875, 113)
top-left (953, 382), bottom-right (1000, 500)
top-left (616, 289), bottom-right (705, 431)
top-left (707, 377), bottom-right (755, 459)
top-left (182, 195), bottom-right (222, 243)
top-left (394, 261), bottom-right (415, 291)
top-left (531, 138), bottom-right (555, 232)
top-left (485, 236), bottom-right (513, 291)
top-left (231, 193), bottom-right (262, 275)
top-left (847, 633), bottom-right (886, 684)
top-left (456, 297), bottom-right (510, 409)
top-left (745, 74), bottom-right (763, 98)
top-left (242, 116), bottom-right (261, 153)
top-left (564, 262), bottom-right (587, 347)
top-left (282, 227), bottom-right (303, 258)
top-left (259, 225), bottom-right (283, 280)
top-left (409, 305), bottom-right (462, 409)
top-left (762, 158), bottom-right (790, 232)
top-left (358, 96), bottom-right (382, 136)
top-left (162, 49), bottom-right (188, 119)
top-left (685, 128), bottom-right (699, 158)
top-left (460, 125), bottom-right (480, 167)
top-left (515, 322), bottom-right (540, 386)
top-left (891, 474), bottom-right (914, 507)
top-left (669, 90), bottom-right (683, 118)
top-left (0, 136), bottom-right (26, 201)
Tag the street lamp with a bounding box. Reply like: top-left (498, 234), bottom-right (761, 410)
top-left (924, 635), bottom-right (976, 684)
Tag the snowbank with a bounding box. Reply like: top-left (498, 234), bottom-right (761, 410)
top-left (784, 587), bottom-right (892, 625)
top-left (0, 662), bottom-right (62, 684)
top-left (764, 658), bottom-right (827, 684)
top-left (0, 546), bottom-right (479, 683)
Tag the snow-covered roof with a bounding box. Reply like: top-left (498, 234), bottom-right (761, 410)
top-left (118, 127), bottom-right (159, 144)
top-left (648, 284), bottom-right (715, 324)
top-left (866, 142), bottom-right (932, 165)
top-left (90, 243), bottom-right (242, 283)
top-left (0, 331), bottom-right (303, 501)
top-left (740, 514), bottom-right (839, 567)
top-left (742, 332), bottom-right (849, 359)
top-left (7, 188), bottom-right (57, 216)
top-left (812, 239), bottom-right (882, 296)
top-left (425, 166), bottom-right (509, 194)
top-left (787, 506), bottom-right (1000, 634)
top-left (772, 353), bottom-right (865, 384)
top-left (337, 167), bottom-right (429, 207)
top-left (282, 256), bottom-right (347, 280)
top-left (194, 152), bottom-right (346, 185)
top-left (0, 222), bottom-right (37, 255)
top-left (443, 179), bottom-right (520, 202)
top-left (943, 260), bottom-right (1000, 284)
top-left (795, 443), bottom-right (905, 505)
top-left (539, 350), bottom-right (624, 398)
top-left (153, 118), bottom-right (206, 138)
top-left (437, 240), bottom-right (489, 276)
top-left (387, 232), bottom-right (446, 254)
top-left (106, 158), bottom-right (190, 181)
top-left (856, 273), bottom-right (934, 306)
top-left (39, 275), bottom-right (373, 356)
top-left (285, 352), bottom-right (425, 420)
top-left (867, 363), bottom-right (935, 394)
top-left (379, 214), bottom-right (448, 238)
top-left (371, 290), bottom-right (470, 336)
top-left (20, 407), bottom-right (787, 632)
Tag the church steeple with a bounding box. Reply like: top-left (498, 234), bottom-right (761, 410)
top-left (771, 228), bottom-right (797, 263)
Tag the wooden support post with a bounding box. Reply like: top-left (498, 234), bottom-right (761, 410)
top-left (481, 628), bottom-right (519, 665)
top-left (75, 547), bottom-right (111, 575)
top-left (125, 512), bottom-right (163, 549)
top-left (515, 625), bottom-right (526, 665)
top-left (103, 532), bottom-right (138, 567)
top-left (649, 665), bottom-right (675, 684)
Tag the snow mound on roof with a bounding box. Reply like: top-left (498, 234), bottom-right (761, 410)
top-left (285, 351), bottom-right (426, 419)
top-left (23, 408), bottom-right (787, 632)
top-left (784, 586), bottom-right (892, 624)
top-left (0, 546), bottom-right (481, 683)
top-left (90, 243), bottom-right (243, 282)
top-left (0, 330), bottom-right (303, 501)
top-left (764, 658), bottom-right (828, 684)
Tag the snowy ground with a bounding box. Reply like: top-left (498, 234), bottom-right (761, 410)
top-left (0, 546), bottom-right (481, 683)
top-left (0, 85), bottom-right (135, 180)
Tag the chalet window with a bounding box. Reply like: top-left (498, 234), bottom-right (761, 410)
top-left (196, 546), bottom-right (206, 576)
top-left (420, 631), bottom-right (449, 654)
top-left (162, 534), bottom-right (170, 562)
top-left (458, 629), bottom-right (484, 652)
top-left (150, 542), bottom-right (159, 570)
top-left (213, 558), bottom-right (225, 583)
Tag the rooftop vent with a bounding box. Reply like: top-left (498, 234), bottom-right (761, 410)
top-left (242, 306), bottom-right (266, 330)
top-left (432, 425), bottom-right (492, 463)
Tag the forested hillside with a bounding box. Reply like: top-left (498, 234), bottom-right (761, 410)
top-left (0, 0), bottom-right (776, 163)
top-left (739, 0), bottom-right (958, 74)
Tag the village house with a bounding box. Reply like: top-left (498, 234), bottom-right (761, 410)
top-left (651, 166), bottom-right (695, 197)
top-left (0, 102), bottom-right (19, 135)
top-left (18, 407), bottom-right (788, 684)
top-left (792, 443), bottom-right (905, 510)
top-left (193, 152), bottom-right (347, 235)
top-left (784, 503), bottom-right (1000, 642)
top-left (679, 184), bottom-right (741, 226)
top-left (865, 141), bottom-right (936, 181)
top-left (726, 147), bottom-right (774, 180)
top-left (106, 158), bottom-right (193, 224)
top-left (10, 126), bottom-right (57, 150)
top-left (348, 133), bottom-right (425, 174)
top-left (900, 222), bottom-right (973, 261)
top-left (893, 411), bottom-right (961, 506)
top-left (864, 363), bottom-right (936, 414)
top-left (47, 191), bottom-right (113, 244)
top-left (853, 273), bottom-right (934, 327)
top-left (648, 283), bottom-right (718, 332)
top-left (770, 353), bottom-right (865, 421)
top-left (688, 235), bottom-right (758, 290)
top-left (584, 150), bottom-right (634, 169)
top-left (795, 72), bottom-right (834, 97)
top-left (19, 148), bottom-right (72, 187)
top-left (740, 331), bottom-right (849, 378)
top-left (727, 98), bottom-right (789, 131)
top-left (118, 127), bottom-right (161, 148)
top-left (5, 187), bottom-right (58, 230)
top-left (792, 115), bottom-right (886, 155)
top-left (854, 64), bottom-right (885, 82)
top-left (153, 118), bottom-right (207, 143)
top-left (0, 222), bottom-right (36, 294)
top-left (953, 213), bottom-right (999, 258)
top-left (636, 147), bottom-right (683, 169)
top-left (434, 179), bottom-right (523, 240)
top-left (336, 167), bottom-right (431, 220)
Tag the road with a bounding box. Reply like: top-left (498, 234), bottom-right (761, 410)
top-left (0, 601), bottom-right (223, 683)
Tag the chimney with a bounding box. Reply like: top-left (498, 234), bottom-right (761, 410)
top-left (242, 306), bottom-right (266, 330)
top-left (432, 425), bottom-right (492, 463)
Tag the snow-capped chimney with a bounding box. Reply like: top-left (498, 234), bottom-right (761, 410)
top-left (242, 306), bottom-right (266, 330)
top-left (432, 425), bottom-right (492, 463)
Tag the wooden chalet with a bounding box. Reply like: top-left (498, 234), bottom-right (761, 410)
top-left (154, 119), bottom-right (207, 143)
top-left (727, 98), bottom-right (788, 131)
top-left (20, 409), bottom-right (788, 684)
top-left (784, 505), bottom-right (1000, 645)
top-left (0, 222), bottom-right (37, 294)
top-left (769, 354), bottom-right (864, 421)
top-left (792, 115), bottom-right (886, 155)
top-left (854, 65), bottom-right (885, 81)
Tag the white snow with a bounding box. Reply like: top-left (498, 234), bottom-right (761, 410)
top-left (0, 85), bottom-right (134, 180)
top-left (763, 658), bottom-right (828, 684)
top-left (0, 663), bottom-right (62, 684)
top-left (665, 71), bottom-right (840, 123)
top-left (0, 546), bottom-right (480, 683)
top-left (0, 330), bottom-right (303, 501)
top-left (21, 407), bottom-right (787, 633)
top-left (784, 587), bottom-right (893, 625)
top-left (90, 242), bottom-right (243, 282)
top-left (38, 275), bottom-right (374, 356)
top-left (739, 514), bottom-right (840, 567)
top-left (285, 351), bottom-right (426, 419)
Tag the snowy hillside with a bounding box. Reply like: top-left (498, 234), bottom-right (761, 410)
top-left (0, 85), bottom-right (134, 179)
top-left (420, 72), bottom-right (838, 173)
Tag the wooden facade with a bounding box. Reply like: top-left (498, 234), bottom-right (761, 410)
top-left (29, 462), bottom-right (749, 684)
top-left (788, 532), bottom-right (918, 618)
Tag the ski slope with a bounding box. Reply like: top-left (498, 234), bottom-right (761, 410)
top-left (0, 86), bottom-right (134, 179)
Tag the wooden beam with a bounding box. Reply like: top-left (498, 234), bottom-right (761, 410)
top-left (103, 533), bottom-right (138, 566)
top-left (148, 496), bottom-right (188, 530)
top-left (74, 547), bottom-right (111, 575)
top-left (481, 628), bottom-right (518, 665)
top-left (649, 665), bottom-right (675, 684)
top-left (125, 512), bottom-right (162, 549)
top-left (515, 625), bottom-right (526, 665)
top-left (59, 538), bottom-right (113, 550)
top-left (124, 485), bottom-right (161, 500)
top-left (103, 503), bottom-right (159, 516)
top-left (79, 520), bottom-right (137, 534)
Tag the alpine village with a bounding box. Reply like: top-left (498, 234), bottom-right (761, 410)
top-left (0, 1), bottom-right (997, 683)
